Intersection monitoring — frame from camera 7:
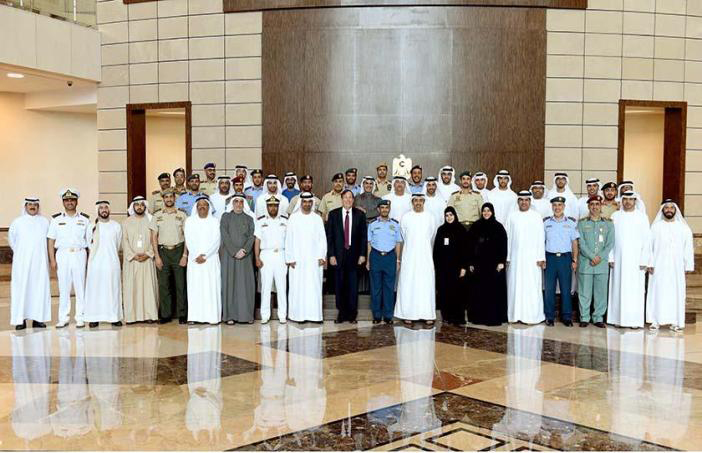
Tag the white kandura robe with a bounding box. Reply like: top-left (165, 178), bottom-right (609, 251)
top-left (209, 191), bottom-right (231, 220)
top-left (488, 188), bottom-right (517, 225)
top-left (506, 209), bottom-right (546, 324)
top-left (84, 220), bottom-right (123, 323)
top-left (395, 210), bottom-right (437, 320)
top-left (382, 191), bottom-right (412, 222)
top-left (185, 213), bottom-right (222, 324)
top-left (9, 213), bottom-right (52, 325)
top-left (646, 219), bottom-right (694, 327)
top-left (531, 197), bottom-right (552, 219)
top-left (608, 209), bottom-right (651, 328)
top-left (285, 211), bottom-right (327, 322)
top-left (423, 194), bottom-right (447, 230)
top-left (437, 181), bottom-right (459, 201)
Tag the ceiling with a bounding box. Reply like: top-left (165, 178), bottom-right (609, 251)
top-left (0, 64), bottom-right (95, 93)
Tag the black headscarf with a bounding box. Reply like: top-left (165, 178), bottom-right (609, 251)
top-left (433, 206), bottom-right (468, 271)
top-left (466, 202), bottom-right (507, 266)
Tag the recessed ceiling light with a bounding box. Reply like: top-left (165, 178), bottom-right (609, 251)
top-left (7, 73), bottom-right (24, 79)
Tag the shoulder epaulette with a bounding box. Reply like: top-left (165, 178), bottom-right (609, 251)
top-left (390, 218), bottom-right (399, 223)
top-left (176, 208), bottom-right (187, 214)
top-left (52, 212), bottom-right (61, 218)
top-left (257, 215), bottom-right (265, 220)
top-left (281, 215), bottom-right (289, 219)
top-left (153, 209), bottom-right (162, 214)
top-left (80, 212), bottom-right (90, 219)
top-left (543, 217), bottom-right (550, 222)
top-left (152, 189), bottom-right (160, 195)
top-left (450, 190), bottom-right (460, 196)
top-left (567, 216), bottom-right (577, 222)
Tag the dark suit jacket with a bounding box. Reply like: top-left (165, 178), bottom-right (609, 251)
top-left (327, 206), bottom-right (368, 262)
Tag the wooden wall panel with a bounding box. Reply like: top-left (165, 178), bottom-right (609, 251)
top-left (262, 6), bottom-right (546, 192)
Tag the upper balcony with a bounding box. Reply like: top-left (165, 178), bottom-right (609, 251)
top-left (1, 0), bottom-right (95, 28)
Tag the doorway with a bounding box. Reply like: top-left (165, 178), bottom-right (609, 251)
top-left (126, 102), bottom-right (192, 200)
top-left (618, 100), bottom-right (687, 220)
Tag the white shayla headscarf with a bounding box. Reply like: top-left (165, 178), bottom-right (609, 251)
top-left (652, 200), bottom-right (688, 227)
top-left (128, 196), bottom-right (152, 220)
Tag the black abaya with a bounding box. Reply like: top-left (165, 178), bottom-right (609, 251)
top-left (466, 203), bottom-right (508, 326)
top-left (433, 207), bottom-right (468, 325)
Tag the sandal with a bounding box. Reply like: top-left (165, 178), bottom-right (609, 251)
top-left (226, 320), bottom-right (235, 325)
top-left (425, 320), bottom-right (435, 327)
top-left (403, 320), bottom-right (413, 326)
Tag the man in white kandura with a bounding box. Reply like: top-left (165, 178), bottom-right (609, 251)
top-left (529, 180), bottom-right (551, 218)
top-left (617, 180), bottom-right (647, 216)
top-left (546, 172), bottom-right (579, 220)
top-left (209, 176), bottom-right (232, 220)
top-left (422, 176), bottom-right (447, 229)
top-left (437, 166), bottom-right (460, 201)
top-left (84, 201), bottom-right (123, 328)
top-left (47, 188), bottom-right (92, 328)
top-left (9, 197), bottom-right (51, 330)
top-left (122, 196), bottom-right (159, 323)
top-left (488, 170), bottom-right (517, 224)
top-left (395, 193), bottom-right (437, 326)
top-left (184, 196), bottom-right (222, 325)
top-left (285, 192), bottom-right (327, 323)
top-left (506, 191), bottom-right (546, 324)
top-left (255, 196), bottom-right (289, 324)
top-left (608, 191), bottom-right (651, 329)
top-left (578, 178), bottom-right (601, 219)
top-left (255, 175), bottom-right (289, 218)
top-left (646, 199), bottom-right (694, 332)
top-left (471, 171), bottom-right (490, 200)
top-left (383, 176), bottom-right (412, 222)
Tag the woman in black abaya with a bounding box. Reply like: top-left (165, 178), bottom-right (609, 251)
top-left (433, 206), bottom-right (468, 326)
top-left (466, 203), bottom-right (508, 326)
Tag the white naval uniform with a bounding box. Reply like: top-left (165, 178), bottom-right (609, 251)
top-left (255, 214), bottom-right (288, 322)
top-left (47, 212), bottom-right (92, 325)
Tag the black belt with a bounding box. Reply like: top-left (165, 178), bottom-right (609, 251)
top-left (159, 242), bottom-right (184, 250)
top-left (372, 248), bottom-right (395, 256)
top-left (546, 251), bottom-right (571, 257)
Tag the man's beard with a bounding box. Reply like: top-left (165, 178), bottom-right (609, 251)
top-left (664, 211), bottom-right (676, 219)
top-left (99, 212), bottom-right (110, 219)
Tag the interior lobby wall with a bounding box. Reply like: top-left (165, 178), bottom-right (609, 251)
top-left (145, 115), bottom-right (186, 196)
top-left (0, 91), bottom-right (98, 227)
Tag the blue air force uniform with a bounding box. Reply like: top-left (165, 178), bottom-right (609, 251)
top-left (367, 213), bottom-right (403, 321)
top-left (543, 214), bottom-right (580, 322)
top-left (175, 191), bottom-right (202, 216)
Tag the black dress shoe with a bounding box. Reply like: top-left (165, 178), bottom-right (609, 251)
top-left (334, 319), bottom-right (344, 324)
top-left (594, 322), bottom-right (606, 328)
top-left (546, 320), bottom-right (555, 326)
top-left (372, 319), bottom-right (381, 324)
top-left (89, 322), bottom-right (99, 328)
top-left (385, 319), bottom-right (394, 325)
top-left (15, 322), bottom-right (26, 331)
top-left (112, 321), bottom-right (123, 327)
top-left (32, 321), bottom-right (46, 328)
top-left (349, 320), bottom-right (357, 324)
top-left (159, 318), bottom-right (171, 324)
top-left (179, 318), bottom-right (187, 325)
top-left (563, 320), bottom-right (573, 327)
top-left (579, 322), bottom-right (588, 328)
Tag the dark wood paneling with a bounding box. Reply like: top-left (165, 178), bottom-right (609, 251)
top-left (225, 0), bottom-right (586, 13)
top-left (618, 99), bottom-right (687, 212)
top-left (262, 7), bottom-right (546, 192)
top-left (126, 102), bottom-right (192, 201)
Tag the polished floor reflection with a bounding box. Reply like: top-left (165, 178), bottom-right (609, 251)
top-left (0, 319), bottom-right (700, 451)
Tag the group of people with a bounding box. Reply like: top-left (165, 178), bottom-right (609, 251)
top-left (8, 162), bottom-right (695, 332)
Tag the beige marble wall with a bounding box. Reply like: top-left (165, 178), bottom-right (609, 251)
top-left (96, 0), bottom-right (262, 215)
top-left (546, 0), bottom-right (702, 232)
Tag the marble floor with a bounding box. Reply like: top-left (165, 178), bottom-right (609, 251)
top-left (0, 304), bottom-right (700, 451)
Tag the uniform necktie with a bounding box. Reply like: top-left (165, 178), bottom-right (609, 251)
top-left (344, 210), bottom-right (350, 250)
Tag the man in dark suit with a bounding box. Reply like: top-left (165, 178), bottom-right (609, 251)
top-left (327, 190), bottom-right (368, 323)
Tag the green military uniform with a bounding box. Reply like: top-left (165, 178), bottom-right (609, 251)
top-left (601, 201), bottom-right (618, 220)
top-left (577, 216), bottom-right (614, 323)
top-left (447, 190), bottom-right (484, 228)
top-left (319, 190), bottom-right (342, 221)
top-left (200, 179), bottom-right (217, 196)
top-left (149, 207), bottom-right (188, 321)
top-left (373, 179), bottom-right (392, 198)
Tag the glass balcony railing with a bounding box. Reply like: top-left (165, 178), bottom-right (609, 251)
top-left (2, 0), bottom-right (96, 28)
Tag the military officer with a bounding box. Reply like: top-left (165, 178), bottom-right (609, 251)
top-left (366, 200), bottom-right (403, 324)
top-left (200, 162), bottom-right (218, 196)
top-left (150, 172), bottom-right (172, 213)
top-left (543, 196), bottom-right (580, 327)
top-left (374, 162), bottom-right (392, 197)
top-left (173, 167), bottom-right (187, 195)
top-left (244, 169), bottom-right (265, 211)
top-left (287, 175), bottom-right (321, 215)
top-left (254, 196), bottom-right (289, 323)
top-left (176, 174), bottom-right (202, 215)
top-left (47, 188), bottom-right (92, 328)
top-left (319, 172), bottom-right (344, 221)
top-left (447, 171), bottom-right (484, 229)
top-left (344, 168), bottom-right (362, 196)
top-left (600, 182), bottom-right (619, 219)
top-left (577, 195), bottom-right (614, 328)
top-left (150, 188), bottom-right (188, 324)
